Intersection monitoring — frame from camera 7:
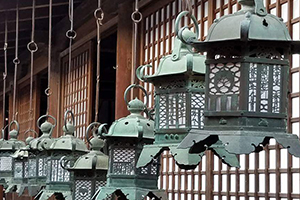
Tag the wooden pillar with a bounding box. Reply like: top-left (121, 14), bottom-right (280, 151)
top-left (115, 1), bottom-right (133, 119)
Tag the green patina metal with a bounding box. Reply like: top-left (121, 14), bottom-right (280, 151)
top-left (62, 122), bottom-right (108, 200)
top-left (136, 11), bottom-right (239, 169)
top-left (94, 84), bottom-right (167, 200)
top-left (0, 121), bottom-right (25, 189)
top-left (36, 110), bottom-right (88, 200)
top-left (177, 0), bottom-right (300, 160)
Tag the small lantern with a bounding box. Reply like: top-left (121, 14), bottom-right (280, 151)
top-left (0, 121), bottom-right (25, 188)
top-left (60, 122), bottom-right (108, 200)
top-left (5, 130), bottom-right (37, 195)
top-left (94, 85), bottom-right (167, 200)
top-left (20, 115), bottom-right (56, 196)
top-left (178, 0), bottom-right (300, 159)
top-left (36, 111), bottom-right (88, 200)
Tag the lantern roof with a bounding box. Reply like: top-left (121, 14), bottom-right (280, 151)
top-left (100, 88), bottom-right (154, 140)
top-left (49, 121), bottom-right (88, 152)
top-left (178, 0), bottom-right (300, 53)
top-left (137, 37), bottom-right (206, 82)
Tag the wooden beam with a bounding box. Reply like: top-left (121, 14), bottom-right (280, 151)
top-left (115, 1), bottom-right (133, 119)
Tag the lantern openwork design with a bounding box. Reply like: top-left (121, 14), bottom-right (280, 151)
top-left (178, 0), bottom-right (300, 160)
top-left (94, 84), bottom-right (167, 200)
top-left (6, 130), bottom-right (37, 195)
top-left (36, 111), bottom-right (88, 200)
top-left (0, 121), bottom-right (25, 188)
top-left (61, 122), bottom-right (108, 200)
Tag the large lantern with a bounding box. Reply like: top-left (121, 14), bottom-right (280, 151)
top-left (94, 85), bottom-right (167, 200)
top-left (178, 0), bottom-right (300, 159)
top-left (60, 122), bottom-right (108, 200)
top-left (136, 11), bottom-right (239, 169)
top-left (0, 121), bottom-right (25, 188)
top-left (6, 130), bottom-right (36, 195)
top-left (36, 111), bottom-right (88, 200)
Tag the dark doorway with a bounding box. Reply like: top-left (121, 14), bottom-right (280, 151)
top-left (93, 32), bottom-right (117, 126)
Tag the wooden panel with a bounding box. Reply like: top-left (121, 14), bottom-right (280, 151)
top-left (60, 41), bottom-right (93, 140)
top-left (141, 0), bottom-right (300, 200)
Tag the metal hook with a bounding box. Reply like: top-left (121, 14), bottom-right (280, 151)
top-left (175, 11), bottom-right (199, 43)
top-left (136, 65), bottom-right (152, 82)
top-left (9, 120), bottom-right (20, 133)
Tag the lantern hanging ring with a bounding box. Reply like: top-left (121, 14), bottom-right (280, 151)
top-left (175, 11), bottom-right (199, 39)
top-left (24, 129), bottom-right (38, 138)
top-left (86, 122), bottom-right (107, 145)
top-left (37, 114), bottom-right (57, 130)
top-left (9, 120), bottom-right (20, 133)
top-left (64, 110), bottom-right (75, 131)
top-left (131, 10), bottom-right (142, 23)
top-left (124, 84), bottom-right (148, 107)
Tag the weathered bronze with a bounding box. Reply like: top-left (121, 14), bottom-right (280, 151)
top-left (178, 0), bottom-right (300, 160)
top-left (94, 84), bottom-right (167, 200)
top-left (61, 122), bottom-right (108, 200)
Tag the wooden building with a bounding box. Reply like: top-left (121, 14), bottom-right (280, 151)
top-left (0, 0), bottom-right (299, 200)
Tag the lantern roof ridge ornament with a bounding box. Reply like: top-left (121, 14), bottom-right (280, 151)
top-left (100, 84), bottom-right (154, 140)
top-left (49, 110), bottom-right (88, 152)
top-left (29, 114), bottom-right (57, 150)
top-left (0, 121), bottom-right (25, 150)
top-left (60, 122), bottom-right (109, 171)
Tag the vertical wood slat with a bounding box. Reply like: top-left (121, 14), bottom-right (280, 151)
top-left (61, 41), bottom-right (92, 140)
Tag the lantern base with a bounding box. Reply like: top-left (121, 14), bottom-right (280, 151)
top-left (93, 187), bottom-right (167, 200)
top-left (35, 189), bottom-right (72, 200)
top-left (178, 130), bottom-right (300, 157)
top-left (137, 143), bottom-right (204, 170)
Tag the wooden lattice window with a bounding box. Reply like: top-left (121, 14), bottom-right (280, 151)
top-left (61, 41), bottom-right (93, 140)
top-left (141, 0), bottom-right (300, 199)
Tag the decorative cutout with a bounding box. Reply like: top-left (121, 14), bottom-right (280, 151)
top-left (75, 180), bottom-right (92, 200)
top-left (112, 147), bottom-right (135, 175)
top-left (272, 65), bottom-right (281, 113)
top-left (191, 93), bottom-right (205, 129)
top-left (0, 156), bottom-right (12, 171)
top-left (248, 63), bottom-right (257, 111)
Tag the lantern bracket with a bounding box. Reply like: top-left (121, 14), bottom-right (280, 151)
top-left (136, 64), bottom-right (151, 82)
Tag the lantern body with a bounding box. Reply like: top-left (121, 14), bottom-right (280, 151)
top-left (36, 121), bottom-right (88, 200)
top-left (136, 35), bottom-right (207, 170)
top-left (95, 95), bottom-right (167, 200)
top-left (0, 128), bottom-right (25, 188)
top-left (178, 0), bottom-right (300, 159)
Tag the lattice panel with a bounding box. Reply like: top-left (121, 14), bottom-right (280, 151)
top-left (14, 161), bottom-right (23, 178)
top-left (141, 0), bottom-right (300, 199)
top-left (0, 156), bottom-right (12, 171)
top-left (28, 159), bottom-right (36, 177)
top-left (50, 159), bottom-right (70, 182)
top-left (61, 42), bottom-right (93, 139)
top-left (112, 147), bottom-right (135, 175)
top-left (191, 93), bottom-right (205, 129)
top-left (75, 180), bottom-right (92, 200)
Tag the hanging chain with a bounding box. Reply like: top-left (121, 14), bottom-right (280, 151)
top-left (94, 0), bottom-right (104, 122)
top-left (27, 0), bottom-right (38, 130)
top-left (46, 0), bottom-right (53, 115)
top-left (131, 0), bottom-right (142, 86)
top-left (2, 13), bottom-right (8, 132)
top-left (66, 0), bottom-right (76, 111)
top-left (12, 0), bottom-right (20, 121)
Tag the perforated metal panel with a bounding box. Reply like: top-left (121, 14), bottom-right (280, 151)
top-left (75, 180), bottom-right (92, 200)
top-left (0, 156), bottom-right (12, 171)
top-left (14, 161), bottom-right (23, 178)
top-left (112, 147), bottom-right (135, 175)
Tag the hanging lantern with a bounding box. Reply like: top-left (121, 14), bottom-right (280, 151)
top-left (60, 122), bottom-right (108, 200)
top-left (94, 85), bottom-right (167, 200)
top-left (0, 121), bottom-right (25, 188)
top-left (177, 0), bottom-right (300, 159)
top-left (36, 111), bottom-right (88, 200)
top-left (136, 11), bottom-right (239, 169)
top-left (5, 130), bottom-right (37, 195)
